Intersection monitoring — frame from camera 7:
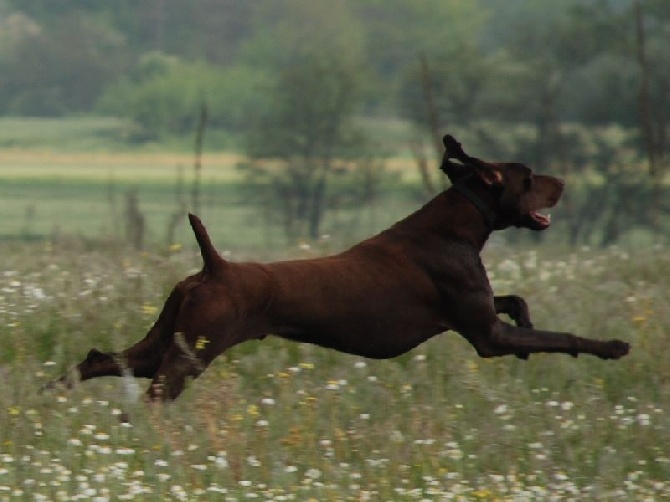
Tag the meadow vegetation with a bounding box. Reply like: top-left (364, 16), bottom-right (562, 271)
top-left (0, 239), bottom-right (668, 500)
top-left (0, 117), bottom-right (668, 499)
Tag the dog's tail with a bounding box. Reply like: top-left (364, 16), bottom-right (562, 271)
top-left (188, 213), bottom-right (227, 273)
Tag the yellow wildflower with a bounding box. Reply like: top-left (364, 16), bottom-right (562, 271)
top-left (141, 304), bottom-right (158, 315)
top-left (195, 336), bottom-right (209, 351)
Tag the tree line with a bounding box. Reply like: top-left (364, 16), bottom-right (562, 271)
top-left (2, 1), bottom-right (666, 133)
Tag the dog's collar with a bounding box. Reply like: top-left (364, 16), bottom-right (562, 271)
top-left (451, 176), bottom-right (497, 229)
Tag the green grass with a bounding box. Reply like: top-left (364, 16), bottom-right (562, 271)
top-left (0, 242), bottom-right (667, 499)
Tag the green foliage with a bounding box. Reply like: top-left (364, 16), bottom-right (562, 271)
top-left (563, 54), bottom-right (640, 125)
top-left (98, 56), bottom-right (270, 139)
top-left (399, 45), bottom-right (513, 129)
top-left (1, 0), bottom-right (667, 143)
top-left (380, 0), bottom-right (496, 128)
top-left (0, 12), bottom-right (126, 116)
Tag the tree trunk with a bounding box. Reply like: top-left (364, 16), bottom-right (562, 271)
top-left (635, 2), bottom-right (661, 235)
top-left (308, 174), bottom-right (327, 239)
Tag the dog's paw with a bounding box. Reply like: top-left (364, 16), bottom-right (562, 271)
top-left (601, 340), bottom-right (630, 360)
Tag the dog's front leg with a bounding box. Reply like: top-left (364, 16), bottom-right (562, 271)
top-left (485, 321), bottom-right (630, 360)
top-left (494, 295), bottom-right (533, 328)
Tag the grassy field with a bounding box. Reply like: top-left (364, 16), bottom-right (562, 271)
top-left (0, 241), bottom-right (667, 500)
top-left (0, 117), bottom-right (668, 499)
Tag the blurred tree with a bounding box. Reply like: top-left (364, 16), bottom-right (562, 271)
top-left (97, 55), bottom-right (269, 138)
top-left (5, 0), bottom-right (123, 18)
top-left (561, 54), bottom-right (638, 126)
top-left (244, 57), bottom-right (368, 241)
top-left (0, 12), bottom-right (39, 59)
top-left (5, 0), bottom-right (252, 64)
top-left (633, 0), bottom-right (670, 236)
top-left (359, 0), bottom-right (487, 113)
top-left (471, 1), bottom-right (636, 172)
top-left (0, 12), bottom-right (127, 115)
top-left (384, 1), bottom-right (490, 129)
top-left (131, 0), bottom-right (252, 65)
top-left (241, 0), bottom-right (375, 241)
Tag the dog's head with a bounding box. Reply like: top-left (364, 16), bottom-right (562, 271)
top-left (440, 134), bottom-right (564, 231)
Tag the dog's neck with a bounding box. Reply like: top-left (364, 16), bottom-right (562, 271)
top-left (450, 175), bottom-right (497, 229)
top-left (387, 189), bottom-right (496, 250)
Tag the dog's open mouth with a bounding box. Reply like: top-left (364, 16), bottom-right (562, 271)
top-left (522, 210), bottom-right (552, 230)
top-left (532, 211), bottom-right (552, 229)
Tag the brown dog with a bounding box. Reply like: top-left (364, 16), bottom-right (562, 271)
top-left (46, 135), bottom-right (629, 401)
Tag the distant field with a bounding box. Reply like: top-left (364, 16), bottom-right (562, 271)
top-left (0, 144), bottom-right (251, 246)
top-left (1, 116), bottom-right (663, 250)
top-left (0, 150), bottom-right (418, 252)
top-left (0, 117), bottom-right (426, 250)
top-left (0, 115), bottom-right (417, 153)
top-left (0, 150), bottom-right (246, 182)
top-left (0, 116), bottom-right (134, 151)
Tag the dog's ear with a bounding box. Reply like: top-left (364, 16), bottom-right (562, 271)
top-left (441, 134), bottom-right (503, 186)
top-left (439, 156), bottom-right (470, 183)
top-left (443, 135), bottom-right (468, 161)
top-left (440, 134), bottom-right (471, 182)
top-left (474, 163), bottom-right (503, 186)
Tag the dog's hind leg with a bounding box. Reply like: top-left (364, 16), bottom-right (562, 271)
top-left (143, 298), bottom-right (239, 402)
top-left (144, 338), bottom-right (207, 401)
top-left (43, 285), bottom-right (186, 390)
